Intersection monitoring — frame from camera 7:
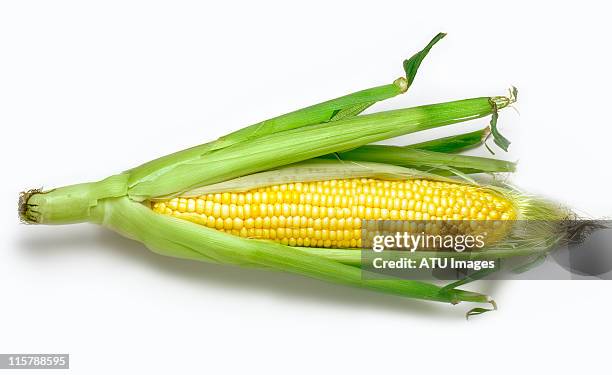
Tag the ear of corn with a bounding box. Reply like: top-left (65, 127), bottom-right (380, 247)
top-left (19, 92), bottom-right (518, 312)
top-left (20, 94), bottom-right (515, 311)
top-left (151, 176), bottom-right (517, 248)
top-left (147, 160), bottom-right (567, 260)
top-left (21, 33), bottom-right (563, 314)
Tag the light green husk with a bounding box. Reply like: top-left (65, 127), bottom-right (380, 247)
top-left (86, 195), bottom-right (489, 305)
top-left (125, 33), bottom-right (448, 193)
top-left (127, 96), bottom-right (511, 201)
top-left (408, 127), bottom-right (491, 153)
top-left (320, 145), bottom-right (515, 175)
top-left (156, 160), bottom-right (454, 199)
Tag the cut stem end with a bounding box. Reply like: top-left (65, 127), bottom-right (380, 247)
top-left (19, 188), bottom-right (43, 224)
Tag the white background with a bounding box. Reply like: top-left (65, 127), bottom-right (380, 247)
top-left (2, 1), bottom-right (611, 374)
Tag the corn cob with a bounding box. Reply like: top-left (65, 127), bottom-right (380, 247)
top-left (152, 178), bottom-right (516, 248)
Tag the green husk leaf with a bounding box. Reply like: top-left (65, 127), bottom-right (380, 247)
top-left (466, 306), bottom-right (497, 319)
top-left (128, 96), bottom-right (507, 200)
top-left (329, 101), bottom-right (377, 122)
top-left (490, 105), bottom-right (510, 151)
top-left (217, 83), bottom-right (407, 147)
top-left (403, 33), bottom-right (447, 89)
top-left (329, 33), bottom-right (446, 121)
top-left (127, 33), bottom-right (449, 186)
top-left (409, 127), bottom-right (490, 153)
top-left (440, 265), bottom-right (501, 293)
top-left (90, 195), bottom-right (489, 305)
top-left (223, 32), bottom-right (448, 142)
top-left (410, 87), bottom-right (516, 154)
top-left (164, 159), bottom-right (452, 199)
top-left (321, 145), bottom-right (515, 175)
top-left (127, 83), bottom-right (407, 187)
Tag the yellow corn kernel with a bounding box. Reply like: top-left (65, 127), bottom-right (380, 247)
top-left (151, 178), bottom-right (516, 248)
